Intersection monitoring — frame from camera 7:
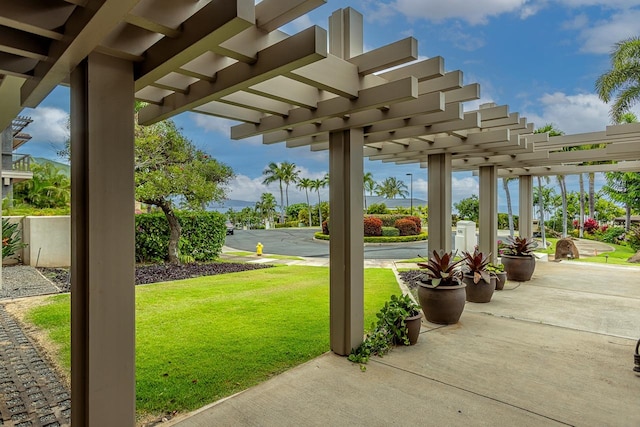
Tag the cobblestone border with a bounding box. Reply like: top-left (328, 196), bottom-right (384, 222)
top-left (0, 305), bottom-right (71, 426)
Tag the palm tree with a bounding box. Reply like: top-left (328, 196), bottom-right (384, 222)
top-left (602, 172), bottom-right (640, 231)
top-left (255, 192), bottom-right (277, 226)
top-left (502, 177), bottom-right (515, 237)
top-left (310, 177), bottom-right (328, 225)
top-left (595, 36), bottom-right (640, 123)
top-left (534, 124), bottom-right (564, 245)
top-left (280, 161), bottom-right (300, 211)
top-left (579, 174), bottom-right (585, 237)
top-left (262, 162), bottom-right (299, 223)
top-left (556, 175), bottom-right (568, 237)
top-left (375, 177), bottom-right (408, 199)
top-left (363, 172), bottom-right (375, 210)
top-left (297, 177), bottom-right (314, 226)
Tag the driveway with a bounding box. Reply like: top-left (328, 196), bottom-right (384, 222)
top-left (224, 228), bottom-right (430, 259)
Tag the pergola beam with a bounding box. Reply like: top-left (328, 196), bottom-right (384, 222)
top-left (138, 25), bottom-right (328, 125)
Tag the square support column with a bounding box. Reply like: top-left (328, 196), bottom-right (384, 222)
top-left (478, 166), bottom-right (498, 263)
top-left (519, 175), bottom-right (533, 239)
top-left (329, 129), bottom-right (364, 356)
top-left (427, 153), bottom-right (452, 253)
top-left (71, 53), bottom-right (135, 427)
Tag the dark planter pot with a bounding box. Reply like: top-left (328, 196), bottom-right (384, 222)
top-left (417, 280), bottom-right (466, 325)
top-left (405, 313), bottom-right (423, 345)
top-left (494, 271), bottom-right (507, 290)
top-left (501, 254), bottom-right (536, 281)
top-left (462, 274), bottom-right (495, 303)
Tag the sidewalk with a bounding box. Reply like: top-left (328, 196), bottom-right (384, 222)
top-left (169, 260), bottom-right (640, 426)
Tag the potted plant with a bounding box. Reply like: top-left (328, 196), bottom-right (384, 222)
top-left (500, 236), bottom-right (538, 281)
top-left (487, 262), bottom-right (507, 290)
top-left (461, 248), bottom-right (495, 303)
top-left (416, 250), bottom-right (465, 324)
top-left (377, 294), bottom-right (422, 346)
top-left (348, 294), bottom-right (422, 367)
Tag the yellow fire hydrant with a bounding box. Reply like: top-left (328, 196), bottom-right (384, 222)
top-left (256, 242), bottom-right (263, 256)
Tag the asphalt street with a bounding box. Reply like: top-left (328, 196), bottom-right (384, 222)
top-left (224, 228), bottom-right (433, 259)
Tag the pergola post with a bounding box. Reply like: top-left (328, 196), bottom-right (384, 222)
top-left (519, 175), bottom-right (534, 238)
top-left (427, 153), bottom-right (452, 253)
top-left (70, 53), bottom-right (135, 426)
top-left (329, 128), bottom-right (364, 356)
top-left (479, 165), bottom-right (498, 263)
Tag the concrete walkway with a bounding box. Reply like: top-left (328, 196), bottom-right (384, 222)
top-left (170, 260), bottom-right (640, 427)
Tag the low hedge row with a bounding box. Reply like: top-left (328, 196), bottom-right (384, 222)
top-left (135, 211), bottom-right (226, 263)
top-left (314, 231), bottom-right (428, 243)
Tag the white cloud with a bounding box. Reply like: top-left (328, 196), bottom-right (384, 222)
top-left (192, 114), bottom-right (261, 145)
top-left (391, 0), bottom-right (529, 25)
top-left (23, 106), bottom-right (69, 144)
top-left (576, 9), bottom-right (640, 54)
top-left (451, 174), bottom-right (480, 204)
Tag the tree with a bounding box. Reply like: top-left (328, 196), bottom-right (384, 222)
top-left (310, 176), bottom-right (328, 225)
top-left (556, 175), bottom-right (568, 237)
top-left (502, 177), bottom-right (515, 237)
top-left (602, 172), bottom-right (640, 231)
top-left (534, 124), bottom-right (564, 244)
top-left (13, 162), bottom-right (70, 209)
top-left (255, 192), bottom-right (277, 226)
top-left (297, 177), bottom-right (314, 227)
top-left (579, 174), bottom-right (586, 237)
top-left (454, 195), bottom-right (479, 223)
top-left (135, 119), bottom-right (234, 264)
top-left (595, 36), bottom-right (640, 123)
top-left (375, 177), bottom-right (408, 199)
top-left (363, 172), bottom-right (375, 210)
top-left (262, 161), bottom-right (299, 223)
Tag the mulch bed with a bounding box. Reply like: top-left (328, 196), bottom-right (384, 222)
top-left (397, 270), bottom-right (425, 291)
top-left (37, 262), bottom-right (273, 292)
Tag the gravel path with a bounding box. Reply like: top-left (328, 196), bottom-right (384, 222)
top-left (1, 266), bottom-right (61, 300)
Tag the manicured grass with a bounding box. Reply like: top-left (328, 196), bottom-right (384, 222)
top-left (224, 251), bottom-right (304, 260)
top-left (572, 242), bottom-right (636, 265)
top-left (25, 266), bottom-right (400, 418)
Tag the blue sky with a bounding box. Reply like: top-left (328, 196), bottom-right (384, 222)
top-left (16, 0), bottom-right (640, 212)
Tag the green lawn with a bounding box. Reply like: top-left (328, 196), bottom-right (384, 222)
top-left (25, 266), bottom-right (400, 418)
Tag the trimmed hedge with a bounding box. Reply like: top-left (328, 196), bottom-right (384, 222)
top-left (395, 218), bottom-right (418, 236)
top-left (365, 214), bottom-right (407, 227)
top-left (364, 216), bottom-right (383, 236)
top-left (314, 231), bottom-right (428, 243)
top-left (381, 226), bottom-right (400, 237)
top-left (135, 211), bottom-right (226, 263)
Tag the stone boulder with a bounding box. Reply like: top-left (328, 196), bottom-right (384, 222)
top-left (627, 250), bottom-right (640, 263)
top-left (555, 238), bottom-right (580, 260)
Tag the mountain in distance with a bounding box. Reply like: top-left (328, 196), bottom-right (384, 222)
top-left (208, 199), bottom-right (256, 213)
top-left (32, 157), bottom-right (70, 177)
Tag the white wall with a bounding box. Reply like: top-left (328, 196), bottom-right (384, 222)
top-left (22, 216), bottom-right (70, 267)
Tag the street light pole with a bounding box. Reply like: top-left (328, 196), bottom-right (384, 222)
top-left (406, 173), bottom-right (413, 216)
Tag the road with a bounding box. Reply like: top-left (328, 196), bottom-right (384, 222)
top-left (224, 228), bottom-right (432, 260)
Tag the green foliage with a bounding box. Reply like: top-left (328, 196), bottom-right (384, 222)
top-left (366, 203), bottom-right (388, 214)
top-left (13, 162), bottom-right (70, 209)
top-left (381, 226), bottom-right (400, 237)
top-left (2, 218), bottom-right (27, 259)
top-left (262, 161), bottom-right (300, 223)
top-left (600, 226), bottom-right (626, 244)
top-left (2, 204), bottom-right (70, 216)
top-left (286, 203), bottom-right (307, 221)
top-left (274, 221), bottom-right (299, 228)
top-left (602, 172), bottom-right (640, 214)
top-left (628, 225), bottom-right (640, 251)
top-left (595, 36), bottom-right (640, 122)
top-left (365, 214), bottom-right (406, 227)
top-left (375, 177), bottom-right (409, 199)
top-left (314, 231), bottom-right (427, 243)
top-left (498, 213), bottom-right (519, 230)
top-left (135, 212), bottom-right (225, 263)
top-left (454, 195), bottom-right (479, 223)
top-left (348, 294), bottom-right (420, 365)
top-left (486, 262), bottom-right (504, 273)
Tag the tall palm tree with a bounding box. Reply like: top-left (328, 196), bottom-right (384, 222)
top-left (595, 36), bottom-right (640, 123)
top-left (280, 161), bottom-right (300, 210)
top-left (375, 177), bottom-right (408, 199)
top-left (297, 177), bottom-right (314, 226)
top-left (310, 177), bottom-right (327, 225)
top-left (262, 162), bottom-right (287, 223)
top-left (363, 172), bottom-right (375, 210)
top-left (502, 177), bottom-right (515, 237)
top-left (255, 192), bottom-right (277, 226)
top-left (579, 174), bottom-right (585, 237)
top-left (534, 124), bottom-right (564, 244)
top-left (556, 175), bottom-right (568, 237)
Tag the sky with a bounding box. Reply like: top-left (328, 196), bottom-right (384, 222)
top-left (15, 0), bottom-right (640, 213)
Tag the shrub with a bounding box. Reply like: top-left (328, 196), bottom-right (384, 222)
top-left (367, 214), bottom-right (408, 227)
top-left (628, 225), bottom-right (640, 251)
top-left (381, 227), bottom-right (400, 237)
top-left (600, 226), bottom-right (626, 244)
top-left (406, 216), bottom-right (421, 233)
top-left (322, 219), bottom-right (329, 234)
top-left (274, 221), bottom-right (299, 228)
top-left (395, 218), bottom-right (417, 236)
top-left (583, 218), bottom-right (599, 234)
top-left (2, 218), bottom-right (27, 259)
top-left (364, 216), bottom-right (383, 236)
top-left (135, 211), bottom-right (226, 263)
top-left (367, 203), bottom-right (388, 214)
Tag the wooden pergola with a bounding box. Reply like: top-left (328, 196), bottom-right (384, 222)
top-left (1, 2), bottom-right (639, 425)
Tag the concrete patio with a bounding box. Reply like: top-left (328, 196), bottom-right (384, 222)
top-left (169, 260), bottom-right (640, 426)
